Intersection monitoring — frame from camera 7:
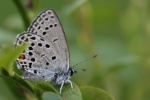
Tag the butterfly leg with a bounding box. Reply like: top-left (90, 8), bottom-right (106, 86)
top-left (66, 80), bottom-right (74, 93)
top-left (60, 81), bottom-right (64, 94)
top-left (45, 76), bottom-right (53, 82)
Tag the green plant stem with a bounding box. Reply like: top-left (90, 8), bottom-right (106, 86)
top-left (12, 0), bottom-right (30, 29)
top-left (11, 72), bottom-right (34, 93)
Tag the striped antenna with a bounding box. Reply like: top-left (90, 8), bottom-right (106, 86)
top-left (72, 55), bottom-right (98, 68)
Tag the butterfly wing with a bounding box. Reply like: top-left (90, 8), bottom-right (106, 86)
top-left (15, 33), bottom-right (57, 80)
top-left (27, 9), bottom-right (70, 72)
top-left (15, 9), bottom-right (70, 80)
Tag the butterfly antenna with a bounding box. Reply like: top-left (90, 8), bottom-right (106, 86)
top-left (72, 55), bottom-right (98, 68)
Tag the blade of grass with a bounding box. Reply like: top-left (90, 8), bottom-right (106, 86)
top-left (62, 0), bottom-right (87, 16)
top-left (12, 0), bottom-right (30, 29)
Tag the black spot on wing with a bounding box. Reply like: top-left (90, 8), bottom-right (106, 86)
top-left (45, 44), bottom-right (50, 48)
top-left (30, 37), bottom-right (36, 40)
top-left (31, 43), bottom-right (35, 46)
top-left (38, 18), bottom-right (42, 22)
top-left (49, 25), bottom-right (53, 28)
top-left (41, 21), bottom-right (44, 24)
top-left (28, 46), bottom-right (33, 50)
top-left (46, 62), bottom-right (49, 65)
top-left (40, 38), bottom-right (44, 41)
top-left (51, 16), bottom-right (54, 18)
top-left (38, 43), bottom-right (42, 47)
top-left (18, 41), bottom-right (22, 45)
top-left (54, 24), bottom-right (57, 27)
top-left (53, 38), bottom-right (58, 42)
top-left (38, 26), bottom-right (41, 29)
top-left (21, 36), bottom-right (25, 40)
top-left (52, 56), bottom-right (56, 60)
top-left (45, 17), bottom-right (48, 20)
top-left (31, 58), bottom-right (35, 62)
top-left (25, 38), bottom-right (28, 42)
top-left (34, 70), bottom-right (37, 74)
top-left (45, 27), bottom-right (49, 30)
top-left (29, 63), bottom-right (32, 68)
top-left (28, 52), bottom-right (33, 56)
top-left (43, 31), bottom-right (47, 35)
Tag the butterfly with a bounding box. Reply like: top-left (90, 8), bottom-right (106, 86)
top-left (14, 9), bottom-right (77, 94)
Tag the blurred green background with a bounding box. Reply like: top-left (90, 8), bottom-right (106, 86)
top-left (1, 0), bottom-right (150, 100)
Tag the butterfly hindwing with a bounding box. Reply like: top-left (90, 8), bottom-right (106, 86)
top-left (15, 32), bottom-right (62, 80)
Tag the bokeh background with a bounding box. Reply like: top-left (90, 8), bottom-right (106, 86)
top-left (1, 0), bottom-right (150, 100)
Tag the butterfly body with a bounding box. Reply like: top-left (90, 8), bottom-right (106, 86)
top-left (14, 9), bottom-right (76, 94)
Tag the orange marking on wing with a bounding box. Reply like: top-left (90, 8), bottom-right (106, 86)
top-left (19, 54), bottom-right (25, 60)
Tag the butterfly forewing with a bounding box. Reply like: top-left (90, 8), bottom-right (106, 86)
top-left (27, 9), bottom-right (70, 72)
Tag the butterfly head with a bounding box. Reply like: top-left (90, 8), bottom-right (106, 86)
top-left (68, 67), bottom-right (77, 76)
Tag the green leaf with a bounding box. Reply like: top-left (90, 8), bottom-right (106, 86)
top-left (61, 82), bottom-right (82, 100)
top-left (11, 72), bottom-right (34, 93)
top-left (12, 0), bottom-right (30, 29)
top-left (62, 0), bottom-right (87, 16)
top-left (34, 82), bottom-right (59, 99)
top-left (0, 44), bottom-right (28, 76)
top-left (43, 92), bottom-right (62, 100)
top-left (35, 82), bottom-right (82, 100)
top-left (80, 86), bottom-right (114, 100)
